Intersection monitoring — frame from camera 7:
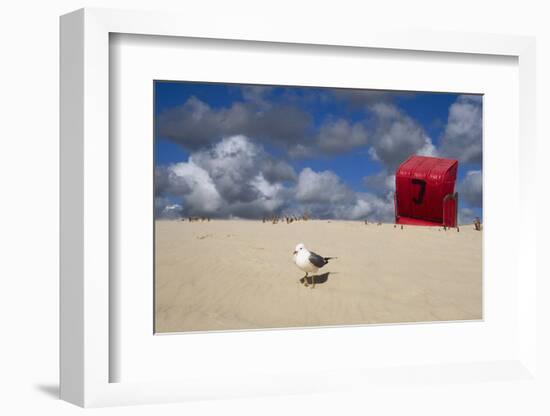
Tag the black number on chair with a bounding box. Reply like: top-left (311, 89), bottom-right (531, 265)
top-left (412, 179), bottom-right (426, 204)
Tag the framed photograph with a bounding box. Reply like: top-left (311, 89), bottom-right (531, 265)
top-left (153, 80), bottom-right (483, 334)
top-left (60, 8), bottom-right (538, 407)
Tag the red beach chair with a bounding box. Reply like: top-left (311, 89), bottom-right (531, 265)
top-left (394, 155), bottom-right (458, 228)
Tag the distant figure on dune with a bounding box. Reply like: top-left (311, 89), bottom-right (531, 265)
top-left (292, 243), bottom-right (336, 289)
top-left (474, 217), bottom-right (482, 231)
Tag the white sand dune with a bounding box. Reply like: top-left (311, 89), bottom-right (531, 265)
top-left (155, 220), bottom-right (482, 333)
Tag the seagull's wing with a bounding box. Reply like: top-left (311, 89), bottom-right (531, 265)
top-left (308, 251), bottom-right (328, 268)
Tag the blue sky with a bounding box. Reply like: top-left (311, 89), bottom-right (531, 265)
top-left (154, 81), bottom-right (482, 223)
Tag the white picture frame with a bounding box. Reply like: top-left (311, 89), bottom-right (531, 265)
top-left (60, 8), bottom-right (538, 407)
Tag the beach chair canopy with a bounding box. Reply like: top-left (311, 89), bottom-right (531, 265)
top-left (394, 155), bottom-right (458, 227)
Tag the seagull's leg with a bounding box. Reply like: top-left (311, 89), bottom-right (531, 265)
top-left (303, 273), bottom-right (309, 287)
top-left (311, 275), bottom-right (315, 289)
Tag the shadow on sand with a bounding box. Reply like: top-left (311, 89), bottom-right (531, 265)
top-left (299, 272), bottom-right (333, 286)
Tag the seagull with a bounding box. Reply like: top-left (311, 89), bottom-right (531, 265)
top-left (292, 243), bottom-right (335, 289)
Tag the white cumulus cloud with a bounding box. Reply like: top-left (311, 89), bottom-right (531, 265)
top-left (156, 135), bottom-right (292, 218)
top-left (368, 103), bottom-right (437, 170)
top-left (459, 170), bottom-right (482, 207)
top-left (317, 118), bottom-right (368, 154)
top-left (294, 168), bottom-right (393, 220)
top-left (439, 95), bottom-right (482, 163)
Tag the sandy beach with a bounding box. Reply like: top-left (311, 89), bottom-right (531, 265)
top-left (154, 220), bottom-right (482, 333)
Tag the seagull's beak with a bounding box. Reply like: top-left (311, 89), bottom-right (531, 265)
top-left (293, 250), bottom-right (297, 255)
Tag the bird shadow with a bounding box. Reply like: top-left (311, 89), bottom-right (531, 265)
top-left (300, 272), bottom-right (333, 286)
